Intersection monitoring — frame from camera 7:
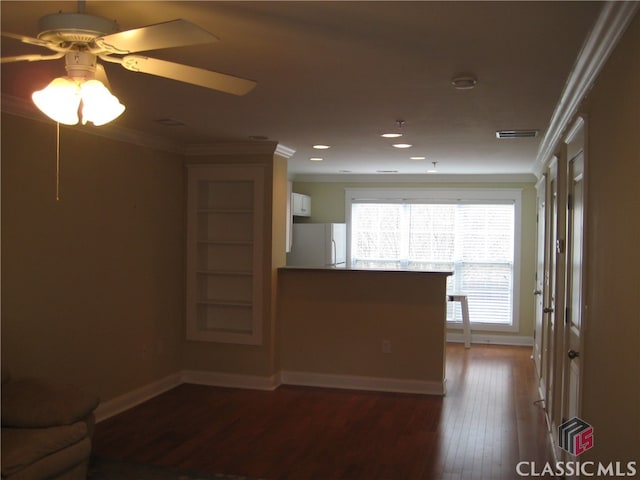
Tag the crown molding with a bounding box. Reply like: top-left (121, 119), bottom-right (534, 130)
top-left (1, 94), bottom-right (40, 122)
top-left (183, 142), bottom-right (295, 158)
top-left (292, 173), bottom-right (538, 184)
top-left (533, 1), bottom-right (639, 177)
top-left (183, 141), bottom-right (277, 156)
top-left (2, 93), bottom-right (183, 153)
top-left (2, 93), bottom-right (295, 159)
top-left (275, 144), bottom-right (296, 159)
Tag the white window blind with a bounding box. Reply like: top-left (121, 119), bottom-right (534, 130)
top-left (349, 194), bottom-right (517, 327)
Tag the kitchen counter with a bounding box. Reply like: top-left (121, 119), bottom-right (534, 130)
top-left (280, 265), bottom-right (453, 275)
top-left (277, 267), bottom-right (452, 395)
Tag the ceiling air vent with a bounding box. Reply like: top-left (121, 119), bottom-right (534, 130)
top-left (496, 130), bottom-right (539, 139)
top-left (155, 117), bottom-right (186, 127)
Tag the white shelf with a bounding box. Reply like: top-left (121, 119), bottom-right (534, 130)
top-left (186, 165), bottom-right (265, 345)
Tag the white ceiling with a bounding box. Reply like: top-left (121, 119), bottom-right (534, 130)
top-left (1, 1), bottom-right (603, 177)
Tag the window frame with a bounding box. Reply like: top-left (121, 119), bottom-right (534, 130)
top-left (345, 188), bottom-right (522, 333)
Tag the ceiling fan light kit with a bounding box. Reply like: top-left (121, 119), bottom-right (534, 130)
top-left (32, 76), bottom-right (125, 126)
top-left (31, 50), bottom-right (125, 126)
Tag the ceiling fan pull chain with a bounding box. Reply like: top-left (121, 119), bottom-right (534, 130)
top-left (56, 121), bottom-right (61, 201)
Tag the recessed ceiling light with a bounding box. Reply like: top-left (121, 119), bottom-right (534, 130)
top-left (410, 156), bottom-right (426, 160)
top-left (381, 119), bottom-right (406, 138)
top-left (313, 144), bottom-right (330, 149)
top-left (392, 143), bottom-right (412, 149)
top-left (451, 74), bottom-right (477, 90)
top-left (309, 157), bottom-right (324, 161)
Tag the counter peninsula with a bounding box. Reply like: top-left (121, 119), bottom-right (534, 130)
top-left (278, 267), bottom-right (452, 395)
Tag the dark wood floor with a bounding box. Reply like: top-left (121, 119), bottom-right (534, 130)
top-left (93, 344), bottom-right (553, 479)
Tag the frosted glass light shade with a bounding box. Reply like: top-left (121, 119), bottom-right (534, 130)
top-left (32, 77), bottom-right (125, 126)
top-left (80, 80), bottom-right (125, 126)
top-left (32, 77), bottom-right (81, 125)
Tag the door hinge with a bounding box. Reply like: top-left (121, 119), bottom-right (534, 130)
top-left (556, 239), bottom-right (565, 254)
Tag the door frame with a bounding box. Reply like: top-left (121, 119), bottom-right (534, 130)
top-left (534, 175), bottom-right (549, 384)
top-left (546, 153), bottom-right (568, 441)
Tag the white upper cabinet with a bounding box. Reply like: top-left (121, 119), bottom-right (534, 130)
top-left (292, 192), bottom-right (311, 217)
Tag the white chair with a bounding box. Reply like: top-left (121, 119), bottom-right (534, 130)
top-left (448, 294), bottom-right (471, 348)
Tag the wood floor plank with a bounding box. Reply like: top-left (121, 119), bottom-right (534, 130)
top-left (93, 344), bottom-right (552, 479)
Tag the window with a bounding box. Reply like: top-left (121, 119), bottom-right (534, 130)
top-left (346, 189), bottom-right (521, 331)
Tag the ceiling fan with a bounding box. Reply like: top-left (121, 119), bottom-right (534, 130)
top-left (1, 2), bottom-right (257, 125)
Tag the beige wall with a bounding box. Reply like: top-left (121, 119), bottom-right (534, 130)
top-left (279, 269), bottom-right (448, 389)
top-left (270, 156), bottom-right (290, 374)
top-left (1, 115), bottom-right (289, 401)
top-left (292, 180), bottom-right (537, 339)
top-left (1, 113), bottom-right (185, 402)
top-left (579, 12), bottom-right (639, 465)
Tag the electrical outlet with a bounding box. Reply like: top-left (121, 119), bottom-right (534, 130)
top-left (382, 340), bottom-right (392, 354)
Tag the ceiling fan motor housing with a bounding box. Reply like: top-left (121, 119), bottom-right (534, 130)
top-left (37, 13), bottom-right (120, 45)
top-left (65, 51), bottom-right (97, 80)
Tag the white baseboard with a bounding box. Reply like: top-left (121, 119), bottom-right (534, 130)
top-left (95, 373), bottom-right (182, 423)
top-left (94, 365), bottom-right (453, 421)
top-left (447, 332), bottom-right (533, 346)
top-left (181, 369), bottom-right (280, 391)
top-left (280, 370), bottom-right (445, 396)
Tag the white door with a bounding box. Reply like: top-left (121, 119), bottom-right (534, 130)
top-left (533, 175), bottom-right (548, 379)
top-left (564, 151), bottom-right (585, 427)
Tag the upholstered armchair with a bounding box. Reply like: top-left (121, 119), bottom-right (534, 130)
top-left (1, 370), bottom-right (99, 479)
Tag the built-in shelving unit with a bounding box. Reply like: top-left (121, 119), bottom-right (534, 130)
top-left (186, 165), bottom-right (264, 345)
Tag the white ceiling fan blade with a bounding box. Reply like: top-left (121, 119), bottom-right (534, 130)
top-left (120, 55), bottom-right (257, 96)
top-left (94, 19), bottom-right (218, 54)
top-left (0, 52), bottom-right (65, 64)
top-left (2, 31), bottom-right (56, 50)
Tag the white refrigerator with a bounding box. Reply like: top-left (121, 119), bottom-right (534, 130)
top-left (287, 223), bottom-right (347, 267)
